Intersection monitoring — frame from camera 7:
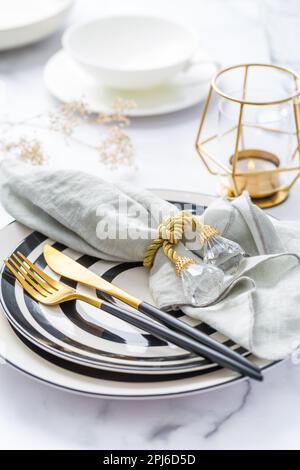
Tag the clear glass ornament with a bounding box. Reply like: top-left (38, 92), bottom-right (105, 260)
top-left (203, 235), bottom-right (245, 274)
top-left (181, 263), bottom-right (224, 306)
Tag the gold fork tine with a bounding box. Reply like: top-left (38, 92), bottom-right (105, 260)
top-left (4, 259), bottom-right (47, 298)
top-left (17, 251), bottom-right (59, 290)
top-left (5, 254), bottom-right (100, 308)
top-left (8, 256), bottom-right (50, 295)
top-left (11, 254), bottom-right (54, 294)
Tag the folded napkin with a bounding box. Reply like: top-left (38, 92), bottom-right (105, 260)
top-left (1, 159), bottom-right (300, 361)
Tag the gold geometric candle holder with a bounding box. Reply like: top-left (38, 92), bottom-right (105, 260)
top-left (195, 63), bottom-right (300, 208)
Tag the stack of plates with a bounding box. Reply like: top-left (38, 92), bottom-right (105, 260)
top-left (0, 189), bottom-right (274, 398)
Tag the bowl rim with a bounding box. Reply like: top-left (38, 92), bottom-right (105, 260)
top-left (0, 0), bottom-right (74, 32)
top-left (62, 14), bottom-right (199, 74)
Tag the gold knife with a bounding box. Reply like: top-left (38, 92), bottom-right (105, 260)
top-left (43, 244), bottom-right (140, 308)
top-left (43, 244), bottom-right (261, 376)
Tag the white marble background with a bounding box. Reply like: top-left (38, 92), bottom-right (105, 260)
top-left (0, 0), bottom-right (300, 450)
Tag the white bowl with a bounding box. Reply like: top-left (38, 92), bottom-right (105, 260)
top-left (62, 15), bottom-right (201, 90)
top-left (0, 0), bottom-right (74, 51)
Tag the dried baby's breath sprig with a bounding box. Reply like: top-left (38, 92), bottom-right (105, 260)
top-left (97, 125), bottom-right (135, 169)
top-left (97, 97), bottom-right (137, 126)
top-left (0, 96), bottom-right (136, 169)
top-left (96, 97), bottom-right (136, 168)
top-left (112, 97), bottom-right (137, 124)
top-left (49, 99), bottom-right (91, 136)
top-left (1, 136), bottom-right (47, 165)
top-left (61, 100), bottom-right (90, 117)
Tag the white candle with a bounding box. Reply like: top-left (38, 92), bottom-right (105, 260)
top-left (229, 150), bottom-right (280, 198)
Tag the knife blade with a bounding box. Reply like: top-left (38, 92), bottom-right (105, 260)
top-left (43, 244), bottom-right (141, 308)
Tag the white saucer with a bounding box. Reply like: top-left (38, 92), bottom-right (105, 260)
top-left (44, 50), bottom-right (210, 117)
top-left (0, 0), bottom-right (74, 51)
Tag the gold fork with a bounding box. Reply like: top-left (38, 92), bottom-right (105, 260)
top-left (5, 252), bottom-right (101, 308)
top-left (3, 252), bottom-right (262, 380)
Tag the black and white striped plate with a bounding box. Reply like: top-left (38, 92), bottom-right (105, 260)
top-left (0, 190), bottom-right (275, 398)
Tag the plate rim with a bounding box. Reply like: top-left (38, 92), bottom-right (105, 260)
top-left (1, 342), bottom-right (280, 400)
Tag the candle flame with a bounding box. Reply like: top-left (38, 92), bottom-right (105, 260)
top-left (247, 159), bottom-right (256, 170)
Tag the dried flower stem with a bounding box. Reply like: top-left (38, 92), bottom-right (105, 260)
top-left (0, 97), bottom-right (136, 168)
top-left (1, 136), bottom-right (47, 165)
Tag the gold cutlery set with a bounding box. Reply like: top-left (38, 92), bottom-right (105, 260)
top-left (4, 244), bottom-right (263, 381)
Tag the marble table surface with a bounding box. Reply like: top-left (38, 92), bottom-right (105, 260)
top-left (0, 0), bottom-right (300, 450)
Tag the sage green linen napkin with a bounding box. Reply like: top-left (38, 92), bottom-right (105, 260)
top-left (150, 194), bottom-right (300, 360)
top-left (1, 159), bottom-right (300, 360)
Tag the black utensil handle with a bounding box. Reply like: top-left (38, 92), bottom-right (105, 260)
top-left (101, 302), bottom-right (262, 382)
top-left (138, 302), bottom-right (259, 373)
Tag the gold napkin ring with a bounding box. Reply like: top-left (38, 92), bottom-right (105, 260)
top-left (143, 210), bottom-right (218, 276)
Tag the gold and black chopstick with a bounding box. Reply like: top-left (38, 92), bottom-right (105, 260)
top-left (100, 303), bottom-right (262, 381)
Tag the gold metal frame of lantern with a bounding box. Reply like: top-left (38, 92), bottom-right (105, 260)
top-left (195, 63), bottom-right (300, 208)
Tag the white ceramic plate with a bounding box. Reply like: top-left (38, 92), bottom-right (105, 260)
top-left (0, 189), bottom-right (274, 398)
top-left (0, 0), bottom-right (74, 51)
top-left (44, 50), bottom-right (211, 117)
